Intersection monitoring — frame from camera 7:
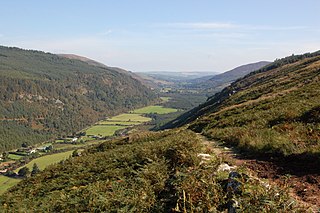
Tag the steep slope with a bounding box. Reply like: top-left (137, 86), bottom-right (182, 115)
top-left (59, 54), bottom-right (153, 89)
top-left (0, 46), bottom-right (157, 151)
top-left (162, 51), bottom-right (320, 157)
top-left (189, 61), bottom-right (271, 94)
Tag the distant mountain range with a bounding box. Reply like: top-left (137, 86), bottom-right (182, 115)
top-left (135, 62), bottom-right (271, 95)
top-left (188, 61), bottom-right (271, 94)
top-left (135, 71), bottom-right (218, 89)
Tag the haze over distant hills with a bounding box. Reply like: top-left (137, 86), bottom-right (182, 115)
top-left (135, 62), bottom-right (271, 95)
top-left (135, 71), bottom-right (218, 89)
top-left (188, 61), bottom-right (271, 94)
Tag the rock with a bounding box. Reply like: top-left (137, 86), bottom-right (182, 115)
top-left (217, 163), bottom-right (237, 172)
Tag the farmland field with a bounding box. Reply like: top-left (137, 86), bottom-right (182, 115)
top-left (15, 150), bottom-right (73, 172)
top-left (98, 120), bottom-right (141, 126)
top-left (0, 175), bottom-right (21, 195)
top-left (131, 105), bottom-right (177, 114)
top-left (8, 154), bottom-right (23, 160)
top-left (54, 140), bottom-right (102, 150)
top-left (84, 104), bottom-right (176, 137)
top-left (86, 125), bottom-right (127, 137)
top-left (107, 113), bottom-right (152, 122)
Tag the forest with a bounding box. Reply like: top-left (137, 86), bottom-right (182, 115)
top-left (0, 46), bottom-right (157, 152)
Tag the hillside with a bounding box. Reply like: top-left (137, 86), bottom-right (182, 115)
top-left (0, 46), bottom-right (157, 152)
top-left (0, 130), bottom-right (296, 212)
top-left (162, 51), bottom-right (320, 157)
top-left (1, 51), bottom-right (319, 211)
top-left (59, 54), bottom-right (152, 89)
top-left (188, 61), bottom-right (271, 95)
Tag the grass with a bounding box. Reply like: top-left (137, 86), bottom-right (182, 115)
top-left (0, 130), bottom-right (299, 212)
top-left (79, 136), bottom-right (95, 142)
top-left (86, 125), bottom-right (127, 137)
top-left (15, 150), bottom-right (73, 172)
top-left (189, 56), bottom-right (320, 157)
top-left (0, 176), bottom-right (21, 195)
top-left (85, 104), bottom-right (177, 138)
top-left (131, 105), bottom-right (177, 114)
top-left (54, 141), bottom-right (102, 150)
top-left (97, 120), bottom-right (141, 126)
top-left (107, 113), bottom-right (152, 122)
top-left (7, 154), bottom-right (23, 160)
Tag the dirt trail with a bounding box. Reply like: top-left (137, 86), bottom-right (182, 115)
top-left (199, 134), bottom-right (320, 211)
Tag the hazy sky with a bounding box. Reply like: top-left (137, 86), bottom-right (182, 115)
top-left (1, 0), bottom-right (319, 72)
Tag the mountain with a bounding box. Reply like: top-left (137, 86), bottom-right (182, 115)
top-left (59, 54), bottom-right (153, 89)
top-left (1, 51), bottom-right (320, 211)
top-left (135, 71), bottom-right (218, 89)
top-left (58, 54), bottom-right (107, 67)
top-left (162, 51), bottom-right (320, 157)
top-left (188, 61), bottom-right (271, 94)
top-left (0, 46), bottom-right (157, 152)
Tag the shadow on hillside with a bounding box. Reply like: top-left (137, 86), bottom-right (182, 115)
top-left (223, 144), bottom-right (320, 177)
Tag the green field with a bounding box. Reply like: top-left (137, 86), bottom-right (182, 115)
top-left (86, 125), bottom-right (127, 137)
top-left (85, 104), bottom-right (176, 137)
top-left (15, 150), bottom-right (73, 172)
top-left (0, 175), bottom-right (21, 195)
top-left (107, 113), bottom-right (152, 122)
top-left (7, 154), bottom-right (24, 160)
top-left (131, 105), bottom-right (177, 114)
top-left (97, 120), bottom-right (141, 126)
top-left (54, 140), bottom-right (102, 150)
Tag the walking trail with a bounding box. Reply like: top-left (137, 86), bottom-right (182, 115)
top-left (198, 134), bottom-right (320, 212)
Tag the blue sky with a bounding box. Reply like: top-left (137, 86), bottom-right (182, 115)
top-left (1, 0), bottom-right (319, 72)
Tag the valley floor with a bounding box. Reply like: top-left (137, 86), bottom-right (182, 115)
top-left (0, 102), bottom-right (179, 195)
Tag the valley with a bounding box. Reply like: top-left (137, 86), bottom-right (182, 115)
top-left (0, 47), bottom-right (319, 212)
top-left (0, 101), bottom-right (179, 195)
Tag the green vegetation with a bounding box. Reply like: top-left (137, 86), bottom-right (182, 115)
top-left (108, 113), bottom-right (152, 122)
top-left (0, 176), bottom-right (21, 195)
top-left (15, 150), bottom-right (73, 172)
top-left (85, 104), bottom-right (179, 137)
top-left (160, 96), bottom-right (170, 102)
top-left (1, 130), bottom-right (296, 212)
top-left (131, 105), bottom-right (177, 114)
top-left (53, 140), bottom-right (101, 150)
top-left (97, 120), bottom-right (141, 126)
top-left (163, 51), bottom-right (320, 158)
top-left (7, 154), bottom-right (23, 160)
top-left (1, 50), bottom-right (318, 211)
top-left (162, 92), bottom-right (208, 110)
top-left (85, 125), bottom-right (127, 137)
top-left (0, 46), bottom-right (156, 152)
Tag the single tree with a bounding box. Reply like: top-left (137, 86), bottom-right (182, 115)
top-left (21, 142), bottom-right (28, 148)
top-left (18, 167), bottom-right (30, 177)
top-left (31, 163), bottom-right (40, 176)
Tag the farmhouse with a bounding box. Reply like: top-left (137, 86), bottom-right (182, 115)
top-left (0, 169), bottom-right (8, 174)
